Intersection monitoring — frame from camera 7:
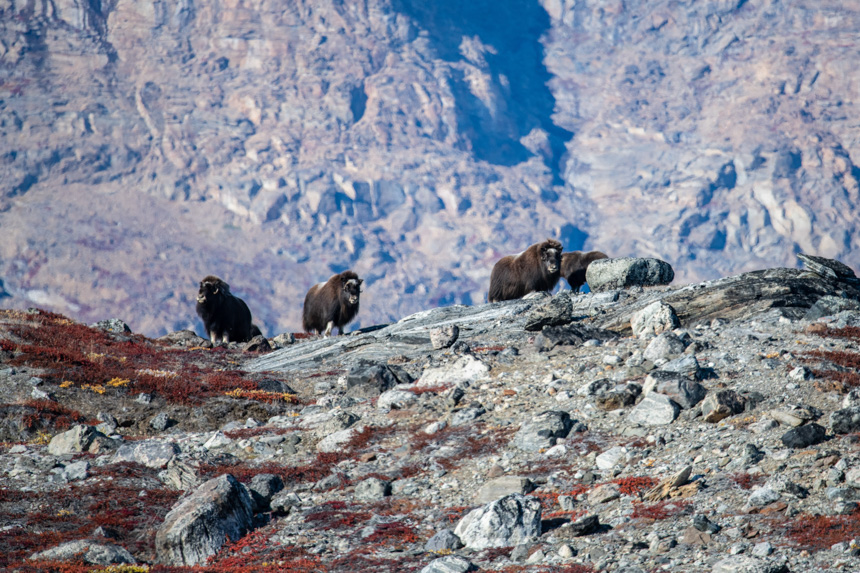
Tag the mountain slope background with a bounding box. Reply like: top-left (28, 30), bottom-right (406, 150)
top-left (2, 0), bottom-right (859, 336)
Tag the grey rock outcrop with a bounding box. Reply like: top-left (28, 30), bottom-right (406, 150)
top-left (643, 331), bottom-right (688, 361)
top-left (47, 424), bottom-right (103, 455)
top-left (587, 258), bottom-right (674, 292)
top-left (513, 410), bottom-right (573, 451)
top-left (247, 473), bottom-right (284, 512)
top-left (701, 390), bottom-right (746, 423)
top-left (453, 493), bottom-right (542, 549)
top-left (474, 476), bottom-right (535, 504)
top-left (632, 302), bottom-right (681, 339)
top-left (424, 529), bottom-right (464, 552)
top-left (534, 324), bottom-right (618, 351)
top-left (830, 407), bottom-right (860, 434)
top-left (643, 372), bottom-right (707, 409)
top-left (31, 540), bottom-right (136, 565)
top-left (112, 440), bottom-right (179, 468)
top-left (627, 393), bottom-right (681, 426)
top-left (155, 474), bottom-right (255, 566)
top-left (420, 555), bottom-right (476, 573)
top-left (346, 365), bottom-right (411, 398)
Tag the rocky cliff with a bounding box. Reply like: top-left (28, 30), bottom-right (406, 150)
top-left (2, 0), bottom-right (860, 336)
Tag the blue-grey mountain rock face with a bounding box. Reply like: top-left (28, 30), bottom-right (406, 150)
top-left (1, 0), bottom-right (860, 336)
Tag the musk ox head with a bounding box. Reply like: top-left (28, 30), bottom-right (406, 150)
top-left (197, 275), bottom-right (228, 306)
top-left (343, 274), bottom-right (363, 306)
top-left (540, 239), bottom-right (562, 275)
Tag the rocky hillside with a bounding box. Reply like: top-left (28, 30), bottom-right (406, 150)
top-left (2, 0), bottom-right (860, 337)
top-left (2, 257), bottom-right (860, 572)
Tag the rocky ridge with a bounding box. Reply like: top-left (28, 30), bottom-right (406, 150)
top-left (2, 256), bottom-right (860, 571)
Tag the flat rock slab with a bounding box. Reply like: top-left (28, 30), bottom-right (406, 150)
top-left (593, 267), bottom-right (860, 335)
top-left (245, 300), bottom-right (535, 373)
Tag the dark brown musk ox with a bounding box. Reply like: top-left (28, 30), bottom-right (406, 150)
top-left (302, 270), bottom-right (363, 336)
top-left (195, 275), bottom-right (262, 344)
top-left (488, 238), bottom-right (563, 302)
top-left (561, 250), bottom-right (609, 292)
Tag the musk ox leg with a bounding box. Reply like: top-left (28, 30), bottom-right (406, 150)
top-left (222, 333), bottom-right (230, 343)
top-left (323, 321), bottom-right (334, 337)
top-left (209, 331), bottom-right (218, 344)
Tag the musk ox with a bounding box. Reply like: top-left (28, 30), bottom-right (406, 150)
top-left (195, 276), bottom-right (262, 344)
top-left (302, 270), bottom-right (363, 336)
top-left (488, 238), bottom-right (563, 302)
top-left (561, 250), bottom-right (609, 292)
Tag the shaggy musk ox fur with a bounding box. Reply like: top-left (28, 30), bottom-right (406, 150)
top-left (302, 270), bottom-right (363, 336)
top-left (195, 276), bottom-right (262, 344)
top-left (561, 250), bottom-right (609, 292)
top-left (488, 239), bottom-right (563, 302)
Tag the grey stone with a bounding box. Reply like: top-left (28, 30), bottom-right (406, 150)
top-left (354, 477), bottom-right (391, 501)
top-left (475, 476), bottom-right (535, 504)
top-left (316, 426), bottom-right (363, 453)
top-left (155, 474), bottom-right (255, 566)
top-left (61, 460), bottom-right (89, 481)
top-left (243, 334), bottom-right (271, 352)
top-left (430, 324), bottom-right (459, 349)
top-left (788, 366), bottom-right (814, 382)
top-left (780, 423), bottom-right (826, 448)
top-left (842, 389), bottom-right (860, 408)
top-left (31, 540), bottom-right (136, 565)
top-left (804, 296), bottom-right (860, 320)
top-left (513, 410), bottom-right (573, 451)
top-left (523, 291), bottom-right (575, 331)
top-left (587, 257), bottom-right (675, 292)
top-left (272, 332), bottom-right (296, 347)
top-left (90, 318), bottom-right (132, 334)
top-left (643, 332), bottom-right (687, 362)
top-left (270, 491), bottom-right (302, 514)
top-left (47, 424), bottom-right (102, 455)
top-left (643, 372), bottom-right (706, 409)
top-left (454, 493), bottom-right (542, 549)
top-left (588, 483), bottom-right (621, 504)
top-left (798, 253), bottom-right (859, 281)
top-left (419, 355), bottom-right (489, 387)
top-left (701, 390), bottom-right (745, 423)
top-left (595, 446), bottom-right (628, 470)
top-left (534, 324), bottom-right (619, 351)
top-left (160, 460), bottom-right (200, 491)
top-left (247, 473), bottom-right (284, 512)
top-left (149, 412), bottom-right (174, 432)
top-left (627, 392), bottom-right (680, 426)
top-left (748, 487), bottom-right (781, 507)
top-left (711, 555), bottom-right (766, 573)
top-left (631, 301), bottom-right (681, 339)
top-left (660, 354), bottom-right (703, 378)
top-left (112, 440), bottom-right (179, 468)
top-left (693, 514), bottom-right (721, 534)
top-left (830, 406), bottom-right (860, 434)
top-left (377, 388), bottom-right (418, 412)
top-left (419, 555), bottom-right (476, 573)
top-left (346, 365), bottom-right (402, 398)
top-left (567, 514), bottom-right (601, 536)
top-left (424, 528), bottom-right (464, 552)
top-left (450, 406), bottom-right (485, 425)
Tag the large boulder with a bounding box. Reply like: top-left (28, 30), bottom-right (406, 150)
top-left (47, 424), bottom-right (103, 455)
top-left (587, 257), bottom-right (674, 292)
top-left (454, 494), bottom-right (542, 549)
top-left (418, 355), bottom-right (489, 387)
top-left (155, 474), bottom-right (255, 566)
